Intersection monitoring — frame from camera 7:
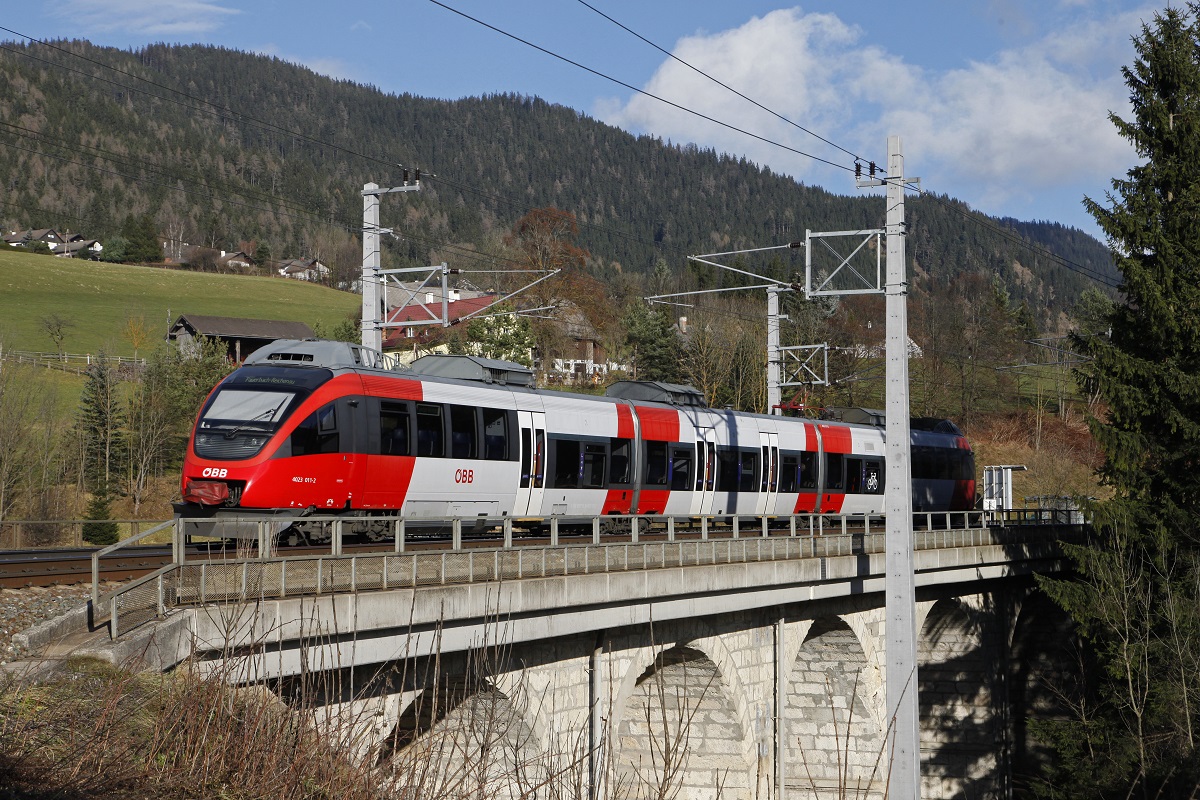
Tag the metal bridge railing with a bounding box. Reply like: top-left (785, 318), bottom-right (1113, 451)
top-left (92, 510), bottom-right (1073, 640)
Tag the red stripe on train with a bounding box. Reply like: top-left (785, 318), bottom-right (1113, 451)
top-left (634, 406), bottom-right (680, 441)
top-left (616, 404), bottom-right (635, 439)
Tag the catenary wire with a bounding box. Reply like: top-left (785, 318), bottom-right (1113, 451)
top-left (425, 0), bottom-right (850, 173)
top-left (573, 0), bottom-right (862, 163)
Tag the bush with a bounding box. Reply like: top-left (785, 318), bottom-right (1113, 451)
top-left (81, 492), bottom-right (118, 546)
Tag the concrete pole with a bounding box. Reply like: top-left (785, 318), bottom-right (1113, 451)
top-left (361, 183), bottom-right (382, 351)
top-left (883, 135), bottom-right (919, 799)
top-left (767, 286), bottom-right (781, 414)
top-left (440, 262), bottom-right (450, 328)
top-left (775, 613), bottom-right (787, 800)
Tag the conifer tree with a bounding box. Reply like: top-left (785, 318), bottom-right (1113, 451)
top-left (77, 352), bottom-right (126, 496)
top-left (623, 302), bottom-right (680, 383)
top-left (78, 353), bottom-right (126, 545)
top-left (1039, 6), bottom-right (1200, 796)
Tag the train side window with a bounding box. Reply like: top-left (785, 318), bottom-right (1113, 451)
top-left (379, 401), bottom-right (410, 456)
top-left (482, 408), bottom-right (508, 460)
top-left (825, 452), bottom-right (845, 491)
top-left (291, 403), bottom-right (339, 456)
top-left (553, 438), bottom-right (581, 488)
top-left (716, 449), bottom-right (739, 492)
top-left (644, 441), bottom-right (668, 486)
top-left (449, 404), bottom-right (477, 459)
top-left (799, 452), bottom-right (818, 489)
top-left (582, 443), bottom-right (607, 489)
top-left (609, 438), bottom-right (631, 485)
top-left (780, 455), bottom-right (799, 493)
top-left (670, 448), bottom-right (692, 491)
top-left (534, 430), bottom-right (545, 488)
top-left (416, 403), bottom-right (444, 457)
top-left (953, 449), bottom-right (975, 480)
top-left (846, 457), bottom-right (863, 493)
top-left (739, 450), bottom-right (759, 493)
top-left (520, 428), bottom-right (532, 488)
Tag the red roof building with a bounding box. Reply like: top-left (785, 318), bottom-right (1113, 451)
top-left (382, 294), bottom-right (498, 349)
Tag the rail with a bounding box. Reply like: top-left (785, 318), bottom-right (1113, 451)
top-left (93, 510), bottom-right (1080, 639)
top-left (0, 519), bottom-right (166, 549)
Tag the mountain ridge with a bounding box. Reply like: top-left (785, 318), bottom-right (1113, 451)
top-left (0, 39), bottom-right (1116, 330)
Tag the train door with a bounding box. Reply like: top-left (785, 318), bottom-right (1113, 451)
top-left (691, 428), bottom-right (717, 516)
top-left (514, 410), bottom-right (546, 517)
top-left (818, 424), bottom-right (852, 514)
top-left (757, 430), bottom-right (779, 515)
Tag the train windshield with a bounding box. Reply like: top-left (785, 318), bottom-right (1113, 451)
top-left (202, 390), bottom-right (294, 425)
top-left (193, 366), bottom-right (332, 460)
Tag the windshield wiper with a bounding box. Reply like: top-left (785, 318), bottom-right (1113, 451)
top-left (223, 396), bottom-right (290, 439)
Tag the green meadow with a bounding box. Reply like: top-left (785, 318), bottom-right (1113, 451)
top-left (0, 249), bottom-right (360, 357)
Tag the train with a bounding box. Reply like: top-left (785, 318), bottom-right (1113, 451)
top-left (174, 339), bottom-right (976, 537)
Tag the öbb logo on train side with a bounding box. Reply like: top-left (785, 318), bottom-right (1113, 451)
top-left (455, 468), bottom-right (475, 484)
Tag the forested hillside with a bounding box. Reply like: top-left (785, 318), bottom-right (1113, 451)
top-left (0, 40), bottom-right (1115, 331)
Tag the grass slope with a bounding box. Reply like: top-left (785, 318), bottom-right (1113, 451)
top-left (0, 250), bottom-right (360, 357)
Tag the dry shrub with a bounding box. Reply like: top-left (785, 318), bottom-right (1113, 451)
top-left (0, 656), bottom-right (382, 800)
top-left (965, 410), bottom-right (1109, 504)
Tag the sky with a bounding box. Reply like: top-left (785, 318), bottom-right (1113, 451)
top-left (5, 0), bottom-right (1165, 240)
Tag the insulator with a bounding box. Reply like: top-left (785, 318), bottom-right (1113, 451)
top-left (855, 162), bottom-right (862, 179)
top-left (402, 169), bottom-right (409, 183)
top-left (869, 162), bottom-right (876, 178)
top-left (415, 169), bottom-right (421, 182)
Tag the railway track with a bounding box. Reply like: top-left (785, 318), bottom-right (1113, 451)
top-left (0, 511), bottom-right (1013, 590)
top-left (0, 529), bottom-right (745, 588)
top-left (0, 547), bottom-right (173, 589)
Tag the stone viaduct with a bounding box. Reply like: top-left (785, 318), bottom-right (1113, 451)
top-left (93, 518), bottom-right (1079, 799)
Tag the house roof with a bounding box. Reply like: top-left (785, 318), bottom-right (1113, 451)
top-left (278, 258), bottom-right (328, 274)
top-left (382, 295), bottom-right (500, 348)
top-left (55, 239), bottom-right (101, 254)
top-left (169, 314), bottom-right (315, 341)
top-left (387, 294), bottom-right (497, 325)
top-left (219, 250), bottom-right (251, 264)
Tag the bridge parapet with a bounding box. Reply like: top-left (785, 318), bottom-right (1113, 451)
top-left (94, 511), bottom-right (1081, 641)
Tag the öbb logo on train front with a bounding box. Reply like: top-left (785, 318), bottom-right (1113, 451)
top-left (201, 467), bottom-right (228, 478)
top-left (455, 468), bottom-right (474, 484)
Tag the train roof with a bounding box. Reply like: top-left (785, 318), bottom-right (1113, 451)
top-left (604, 381), bottom-right (706, 407)
top-left (239, 341), bottom-right (967, 439)
top-left (243, 339), bottom-right (398, 371)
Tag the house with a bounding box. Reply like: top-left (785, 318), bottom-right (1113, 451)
top-left (53, 239), bottom-right (103, 258)
top-left (277, 258), bottom-right (330, 282)
top-left (382, 293), bottom-right (498, 349)
top-left (5, 229), bottom-right (67, 249)
top-left (218, 250), bottom-right (253, 271)
top-left (851, 336), bottom-right (924, 359)
top-left (168, 314), bottom-right (315, 362)
top-left (549, 304), bottom-right (626, 384)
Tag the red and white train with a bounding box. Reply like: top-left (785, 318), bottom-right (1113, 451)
top-left (175, 339), bottom-right (975, 531)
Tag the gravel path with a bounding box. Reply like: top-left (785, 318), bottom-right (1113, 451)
top-left (0, 584), bottom-right (94, 663)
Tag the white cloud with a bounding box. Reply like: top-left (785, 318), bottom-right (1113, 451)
top-left (254, 44), bottom-right (358, 83)
top-left (51, 0), bottom-right (239, 36)
top-left (600, 6), bottom-right (1150, 226)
